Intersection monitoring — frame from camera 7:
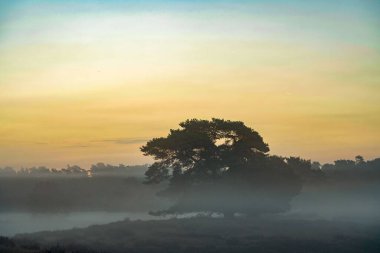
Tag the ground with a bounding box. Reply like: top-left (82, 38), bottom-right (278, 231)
top-left (3, 215), bottom-right (380, 253)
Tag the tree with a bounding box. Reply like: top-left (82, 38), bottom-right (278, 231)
top-left (141, 118), bottom-right (270, 187)
top-left (311, 161), bottom-right (321, 170)
top-left (286, 157), bottom-right (325, 183)
top-left (141, 118), bottom-right (301, 217)
top-left (355, 155), bottom-right (365, 165)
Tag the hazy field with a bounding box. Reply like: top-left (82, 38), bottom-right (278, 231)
top-left (1, 215), bottom-right (378, 253)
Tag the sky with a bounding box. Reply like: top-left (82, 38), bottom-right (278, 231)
top-left (0, 0), bottom-right (379, 169)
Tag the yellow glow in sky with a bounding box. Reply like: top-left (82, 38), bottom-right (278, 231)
top-left (0, 1), bottom-right (379, 168)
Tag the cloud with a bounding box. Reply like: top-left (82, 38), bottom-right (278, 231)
top-left (93, 138), bottom-right (148, 145)
top-left (62, 144), bottom-right (89, 148)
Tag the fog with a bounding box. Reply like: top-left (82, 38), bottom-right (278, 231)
top-left (290, 182), bottom-right (380, 224)
top-left (1, 120), bottom-right (380, 252)
top-left (1, 157), bottom-right (380, 229)
top-left (0, 212), bottom-right (148, 237)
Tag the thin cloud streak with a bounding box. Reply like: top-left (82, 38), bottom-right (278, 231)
top-left (92, 138), bottom-right (149, 145)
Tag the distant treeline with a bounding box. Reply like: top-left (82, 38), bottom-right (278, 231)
top-left (0, 177), bottom-right (170, 213)
top-left (1, 156), bottom-right (379, 181)
top-left (0, 164), bottom-right (170, 213)
top-left (0, 156), bottom-right (379, 214)
top-left (277, 155), bottom-right (380, 183)
top-left (321, 156), bottom-right (380, 181)
top-left (0, 163), bottom-right (148, 178)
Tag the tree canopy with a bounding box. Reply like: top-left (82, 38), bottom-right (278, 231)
top-left (141, 118), bottom-right (269, 185)
top-left (141, 118), bottom-right (302, 216)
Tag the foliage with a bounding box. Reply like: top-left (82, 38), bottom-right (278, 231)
top-left (141, 118), bottom-right (301, 216)
top-left (141, 118), bottom-right (270, 185)
top-left (9, 217), bottom-right (380, 253)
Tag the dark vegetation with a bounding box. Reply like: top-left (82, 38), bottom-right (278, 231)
top-left (1, 118), bottom-right (380, 252)
top-left (2, 217), bottom-right (380, 253)
top-left (141, 119), bottom-right (380, 218)
top-left (0, 164), bottom-right (169, 213)
top-left (142, 119), bottom-right (302, 217)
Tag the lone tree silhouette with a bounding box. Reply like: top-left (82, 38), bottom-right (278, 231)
top-left (141, 118), bottom-right (301, 217)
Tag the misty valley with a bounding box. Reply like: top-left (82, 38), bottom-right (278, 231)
top-left (2, 0), bottom-right (380, 251)
top-left (1, 119), bottom-right (380, 253)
